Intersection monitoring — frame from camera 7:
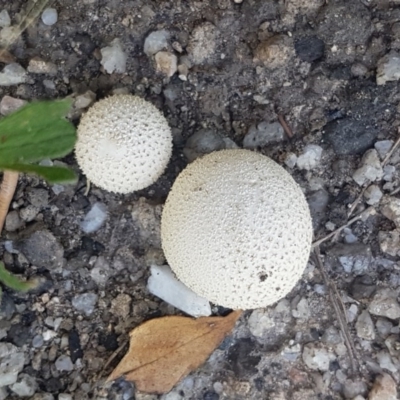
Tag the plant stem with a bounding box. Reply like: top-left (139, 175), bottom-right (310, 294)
top-left (0, 171), bottom-right (19, 234)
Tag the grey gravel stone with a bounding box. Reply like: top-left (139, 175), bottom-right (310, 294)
top-left (0, 95), bottom-right (27, 115)
top-left (352, 149), bottom-right (383, 186)
top-left (90, 256), bottom-right (110, 287)
top-left (364, 185), bottom-right (383, 206)
top-left (58, 394), bottom-right (73, 400)
top-left (377, 52), bottom-right (400, 85)
top-left (32, 335), bottom-right (44, 348)
top-left (368, 289), bottom-right (400, 320)
top-left (11, 373), bottom-right (37, 397)
top-left (325, 118), bottom-right (378, 156)
top-left (0, 343), bottom-right (25, 387)
top-left (100, 38), bottom-right (127, 74)
top-left (19, 205), bottom-right (39, 222)
top-left (183, 129), bottom-right (226, 162)
top-left (80, 202), bottom-right (107, 233)
top-left (5, 211), bottom-right (23, 232)
top-left (144, 30), bottom-right (170, 57)
top-left (381, 196), bottom-right (400, 229)
top-left (302, 343), bottom-right (336, 371)
top-left (0, 10), bottom-right (11, 28)
top-left (374, 140), bottom-right (394, 159)
top-left (355, 310), bottom-right (375, 340)
top-left (72, 293), bottom-right (98, 316)
top-left (376, 318), bottom-right (393, 339)
top-left (15, 230), bottom-right (64, 269)
top-left (378, 230), bottom-right (400, 257)
top-left (383, 165), bottom-right (396, 182)
top-left (243, 121), bottom-right (285, 149)
top-left (27, 188), bottom-right (49, 208)
top-left (55, 355), bottom-right (74, 372)
top-left (296, 144), bottom-right (323, 170)
top-left (342, 380), bottom-right (367, 399)
top-left (0, 63), bottom-right (27, 86)
top-left (41, 8), bottom-right (58, 26)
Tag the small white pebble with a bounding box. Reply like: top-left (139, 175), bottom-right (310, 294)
top-left (41, 8), bottom-right (58, 26)
top-left (0, 10), bottom-right (11, 28)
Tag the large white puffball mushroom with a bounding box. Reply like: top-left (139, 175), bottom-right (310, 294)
top-left (161, 149), bottom-right (313, 310)
top-left (75, 95), bottom-right (172, 194)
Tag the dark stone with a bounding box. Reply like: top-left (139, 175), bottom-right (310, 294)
top-left (350, 275), bottom-right (376, 300)
top-left (203, 391), bottom-right (219, 400)
top-left (69, 330), bottom-right (83, 362)
top-left (329, 360), bottom-right (340, 371)
top-left (325, 118), bottom-right (378, 155)
top-left (254, 378), bottom-right (264, 391)
top-left (0, 293), bottom-right (16, 320)
top-left (81, 236), bottom-right (105, 256)
top-left (41, 377), bottom-right (63, 393)
top-left (99, 331), bottom-right (119, 351)
top-left (73, 33), bottom-right (96, 56)
top-left (295, 36), bottom-right (325, 62)
top-left (8, 323), bottom-right (30, 347)
top-left (227, 338), bottom-right (261, 378)
top-left (15, 230), bottom-right (64, 269)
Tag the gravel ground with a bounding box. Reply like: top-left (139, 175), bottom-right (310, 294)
top-left (0, 0), bottom-right (400, 399)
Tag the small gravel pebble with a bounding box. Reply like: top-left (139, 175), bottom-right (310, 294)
top-left (187, 22), bottom-right (218, 65)
top-left (296, 145), bottom-right (323, 170)
top-left (368, 373), bottom-right (397, 400)
top-left (32, 335), bottom-right (44, 348)
top-left (353, 149), bottom-right (383, 186)
top-left (368, 289), bottom-right (400, 320)
top-left (58, 394), bottom-right (73, 400)
top-left (243, 121), bottom-right (285, 149)
top-left (0, 10), bottom-right (11, 28)
top-left (374, 140), bottom-right (393, 159)
top-left (294, 36), bottom-right (325, 62)
top-left (100, 38), bottom-right (127, 74)
top-left (5, 211), bottom-right (23, 232)
top-left (55, 355), bottom-right (74, 372)
top-left (378, 230), bottom-right (400, 257)
top-left (155, 51), bottom-right (177, 78)
top-left (381, 196), bottom-right (400, 229)
top-left (355, 310), bottom-right (375, 340)
top-left (376, 52), bottom-right (400, 85)
top-left (80, 203), bottom-right (108, 233)
top-left (0, 95), bottom-right (27, 115)
top-left (302, 343), bottom-right (336, 371)
top-left (41, 8), bottom-right (58, 26)
top-left (144, 30), bottom-right (170, 57)
top-left (0, 343), bottom-right (25, 386)
top-left (0, 63), bottom-right (27, 86)
top-left (183, 129), bottom-right (226, 162)
top-left (364, 185), bottom-right (383, 205)
top-left (10, 373), bottom-right (37, 397)
top-left (72, 293), bottom-right (98, 316)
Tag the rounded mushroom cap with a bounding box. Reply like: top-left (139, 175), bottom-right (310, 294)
top-left (161, 149), bottom-right (313, 309)
top-left (75, 94), bottom-right (172, 194)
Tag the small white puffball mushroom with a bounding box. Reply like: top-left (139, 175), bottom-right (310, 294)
top-left (161, 149), bottom-right (313, 310)
top-left (75, 94), bottom-right (172, 194)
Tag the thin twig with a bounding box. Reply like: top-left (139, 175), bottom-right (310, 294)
top-left (96, 339), bottom-right (129, 380)
top-left (382, 128), bottom-right (400, 167)
top-left (277, 114), bottom-right (294, 138)
top-left (0, 171), bottom-right (19, 234)
top-left (312, 206), bottom-right (375, 248)
top-left (347, 184), bottom-right (369, 218)
top-left (312, 247), bottom-right (358, 374)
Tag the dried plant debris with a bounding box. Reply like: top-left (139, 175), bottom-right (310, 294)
top-left (107, 311), bottom-right (242, 394)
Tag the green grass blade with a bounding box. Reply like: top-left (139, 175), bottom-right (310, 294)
top-left (0, 163), bottom-right (78, 184)
top-left (0, 262), bottom-right (39, 292)
top-left (0, 99), bottom-right (76, 164)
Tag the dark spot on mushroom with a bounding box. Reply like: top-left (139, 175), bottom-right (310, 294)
top-left (259, 273), bottom-right (268, 282)
top-left (275, 287), bottom-right (280, 291)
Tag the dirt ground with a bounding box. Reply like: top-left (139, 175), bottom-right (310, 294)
top-left (0, 0), bottom-right (400, 399)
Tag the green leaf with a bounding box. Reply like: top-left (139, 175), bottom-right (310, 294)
top-left (0, 163), bottom-right (78, 184)
top-left (0, 262), bottom-right (39, 292)
top-left (0, 99), bottom-right (76, 164)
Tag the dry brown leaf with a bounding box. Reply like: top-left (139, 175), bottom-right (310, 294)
top-left (107, 310), bottom-right (242, 394)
